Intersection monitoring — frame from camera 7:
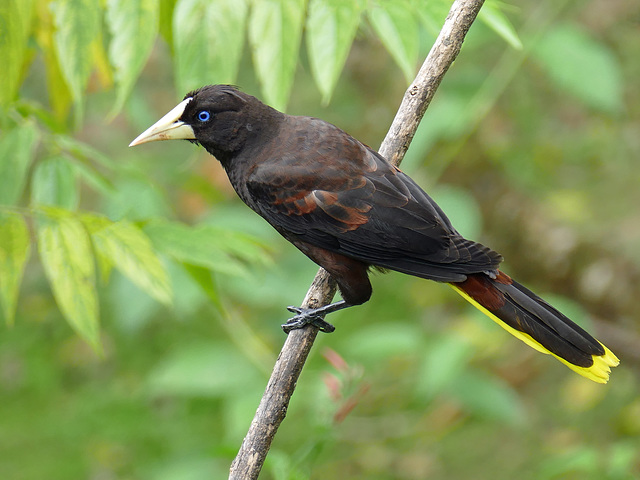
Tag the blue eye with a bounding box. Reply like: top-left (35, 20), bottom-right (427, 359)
top-left (198, 110), bottom-right (211, 122)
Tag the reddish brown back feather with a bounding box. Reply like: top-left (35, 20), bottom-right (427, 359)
top-left (457, 271), bottom-right (512, 311)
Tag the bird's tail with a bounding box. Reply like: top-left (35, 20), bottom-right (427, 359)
top-left (450, 271), bottom-right (619, 383)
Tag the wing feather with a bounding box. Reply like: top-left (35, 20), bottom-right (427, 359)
top-left (245, 117), bottom-right (502, 280)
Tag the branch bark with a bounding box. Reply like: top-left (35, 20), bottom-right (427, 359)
top-left (229, 1), bottom-right (486, 478)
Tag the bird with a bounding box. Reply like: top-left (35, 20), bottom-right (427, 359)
top-left (130, 84), bottom-right (619, 383)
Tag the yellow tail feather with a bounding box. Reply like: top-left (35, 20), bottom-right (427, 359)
top-left (450, 285), bottom-right (619, 383)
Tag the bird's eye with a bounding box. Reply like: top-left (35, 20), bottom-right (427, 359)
top-left (197, 110), bottom-right (211, 122)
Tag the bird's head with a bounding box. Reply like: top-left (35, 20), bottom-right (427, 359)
top-left (130, 85), bottom-right (281, 164)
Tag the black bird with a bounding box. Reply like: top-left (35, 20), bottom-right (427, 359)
top-left (130, 85), bottom-right (618, 383)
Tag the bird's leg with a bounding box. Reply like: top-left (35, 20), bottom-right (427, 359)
top-left (282, 300), bottom-right (350, 334)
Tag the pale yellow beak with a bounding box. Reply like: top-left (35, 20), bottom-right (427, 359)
top-left (129, 98), bottom-right (196, 147)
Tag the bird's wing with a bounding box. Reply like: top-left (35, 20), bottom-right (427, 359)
top-left (246, 120), bottom-right (501, 281)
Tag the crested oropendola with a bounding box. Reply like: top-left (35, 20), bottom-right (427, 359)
top-left (130, 85), bottom-right (619, 383)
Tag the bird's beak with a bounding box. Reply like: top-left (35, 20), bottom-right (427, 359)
top-left (129, 98), bottom-right (196, 147)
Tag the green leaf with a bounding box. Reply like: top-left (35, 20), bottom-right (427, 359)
top-left (52, 135), bottom-right (117, 196)
top-left (36, 208), bottom-right (100, 348)
top-left (0, 122), bottom-right (39, 206)
top-left (104, 178), bottom-right (171, 220)
top-left (67, 159), bottom-right (116, 196)
top-left (173, 0), bottom-right (248, 94)
top-left (30, 156), bottom-right (79, 210)
top-left (143, 221), bottom-right (257, 277)
top-left (106, 0), bottom-right (160, 115)
top-left (368, 0), bottom-right (419, 83)
top-left (159, 0), bottom-right (177, 45)
top-left (306, 0), bottom-right (361, 104)
top-left (0, 213), bottom-right (31, 325)
top-left (183, 263), bottom-right (276, 373)
top-left (82, 214), bottom-right (172, 306)
top-left (200, 223), bottom-right (272, 268)
top-left (478, 1), bottom-right (522, 50)
top-left (93, 239), bottom-right (114, 285)
top-left (532, 23), bottom-right (623, 113)
top-left (249, 0), bottom-right (306, 110)
top-left (0, 0), bottom-right (34, 106)
top-left (53, 135), bottom-right (119, 171)
top-left (35, 13), bottom-right (74, 123)
top-left (182, 263), bottom-right (222, 309)
top-left (50, 0), bottom-right (101, 119)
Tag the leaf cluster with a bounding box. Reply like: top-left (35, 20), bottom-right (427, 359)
top-left (0, 116), bottom-right (270, 347)
top-left (0, 0), bottom-right (519, 349)
top-left (2, 0), bottom-right (520, 116)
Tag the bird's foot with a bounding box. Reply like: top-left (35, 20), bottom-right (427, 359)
top-left (282, 306), bottom-right (336, 334)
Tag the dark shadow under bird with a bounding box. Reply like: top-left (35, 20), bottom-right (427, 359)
top-left (130, 84), bottom-right (619, 383)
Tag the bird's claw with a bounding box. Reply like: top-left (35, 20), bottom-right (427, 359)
top-left (282, 306), bottom-right (336, 334)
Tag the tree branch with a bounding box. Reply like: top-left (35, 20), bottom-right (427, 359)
top-left (229, 1), bottom-right (486, 478)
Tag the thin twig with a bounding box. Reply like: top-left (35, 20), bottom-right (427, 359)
top-left (229, 1), bottom-right (486, 478)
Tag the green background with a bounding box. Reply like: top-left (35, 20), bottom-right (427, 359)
top-left (0, 0), bottom-right (639, 478)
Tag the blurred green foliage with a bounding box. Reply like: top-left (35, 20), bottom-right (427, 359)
top-left (1, 0), bottom-right (639, 479)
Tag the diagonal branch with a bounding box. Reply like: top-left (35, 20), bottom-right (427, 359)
top-left (229, 0), bottom-right (486, 478)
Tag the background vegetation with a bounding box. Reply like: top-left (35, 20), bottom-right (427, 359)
top-left (1, 0), bottom-right (639, 478)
